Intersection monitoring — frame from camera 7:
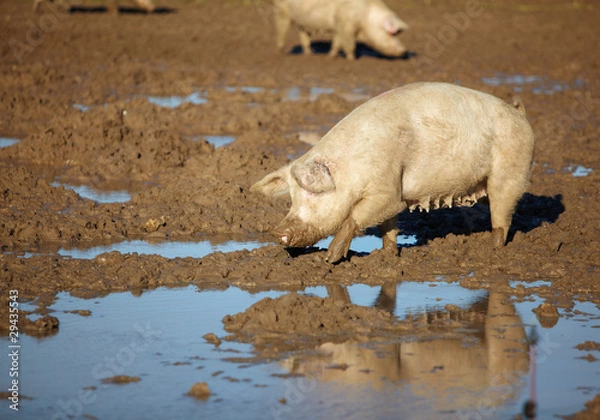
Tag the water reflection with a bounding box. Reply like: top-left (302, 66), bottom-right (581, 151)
top-left (276, 287), bottom-right (528, 415)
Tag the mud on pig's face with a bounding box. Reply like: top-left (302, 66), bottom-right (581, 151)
top-left (250, 159), bottom-right (349, 248)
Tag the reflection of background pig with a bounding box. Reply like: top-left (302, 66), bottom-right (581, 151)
top-left (251, 82), bottom-right (535, 263)
top-left (273, 0), bottom-right (409, 60)
top-left (283, 291), bottom-right (529, 412)
top-left (33, 0), bottom-right (155, 13)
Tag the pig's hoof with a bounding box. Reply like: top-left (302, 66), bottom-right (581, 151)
top-left (325, 245), bottom-right (348, 264)
top-left (492, 227), bottom-right (506, 248)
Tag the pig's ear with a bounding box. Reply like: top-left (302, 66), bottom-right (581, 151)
top-left (250, 167), bottom-right (290, 197)
top-left (291, 160), bottom-right (335, 193)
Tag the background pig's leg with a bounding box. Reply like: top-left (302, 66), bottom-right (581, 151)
top-left (298, 29), bottom-right (313, 54)
top-left (339, 32), bottom-right (356, 60)
top-left (379, 215), bottom-right (399, 255)
top-left (329, 35), bottom-right (342, 58)
top-left (326, 217), bottom-right (359, 263)
top-left (274, 7), bottom-right (291, 51)
top-left (487, 176), bottom-right (525, 248)
top-left (335, 9), bottom-right (358, 60)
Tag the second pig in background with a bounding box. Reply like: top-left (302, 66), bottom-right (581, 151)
top-left (273, 0), bottom-right (409, 60)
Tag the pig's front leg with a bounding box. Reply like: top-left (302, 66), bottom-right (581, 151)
top-left (326, 216), bottom-right (359, 263)
top-left (326, 196), bottom-right (405, 263)
top-left (379, 215), bottom-right (399, 255)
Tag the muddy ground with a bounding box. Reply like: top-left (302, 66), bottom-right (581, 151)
top-left (0, 0), bottom-right (599, 416)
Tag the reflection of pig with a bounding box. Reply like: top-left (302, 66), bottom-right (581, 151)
top-left (273, 0), bottom-right (409, 60)
top-left (33, 0), bottom-right (155, 13)
top-left (251, 82), bottom-right (535, 263)
top-left (283, 291), bottom-right (529, 412)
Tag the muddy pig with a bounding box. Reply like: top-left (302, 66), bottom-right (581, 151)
top-left (274, 0), bottom-right (409, 60)
top-left (251, 82), bottom-right (535, 263)
top-left (33, 0), bottom-right (155, 13)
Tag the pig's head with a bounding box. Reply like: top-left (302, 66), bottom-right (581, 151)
top-left (362, 5), bottom-right (409, 58)
top-left (251, 158), bottom-right (350, 248)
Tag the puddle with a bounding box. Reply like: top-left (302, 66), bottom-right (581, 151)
top-left (564, 164), bottom-right (593, 177)
top-left (57, 239), bottom-right (269, 259)
top-left (145, 92), bottom-right (207, 108)
top-left (51, 182), bottom-right (132, 203)
top-left (26, 233), bottom-right (416, 260)
top-left (284, 86), bottom-right (370, 102)
top-left (510, 280), bottom-right (553, 289)
top-left (315, 233), bottom-right (418, 254)
top-left (482, 73), bottom-right (584, 95)
top-left (6, 282), bottom-right (599, 419)
top-left (0, 137), bottom-right (20, 148)
top-left (72, 103), bottom-right (92, 112)
top-left (191, 135), bottom-right (236, 148)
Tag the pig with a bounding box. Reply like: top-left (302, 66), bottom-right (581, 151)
top-left (33, 0), bottom-right (155, 13)
top-left (251, 82), bottom-right (535, 263)
top-left (273, 0), bottom-right (409, 60)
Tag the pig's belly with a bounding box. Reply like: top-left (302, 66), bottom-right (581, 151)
top-left (401, 171), bottom-right (488, 212)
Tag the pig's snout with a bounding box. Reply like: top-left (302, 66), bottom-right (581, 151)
top-left (272, 219), bottom-right (322, 248)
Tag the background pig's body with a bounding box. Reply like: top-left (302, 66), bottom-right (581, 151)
top-left (274, 0), bottom-right (409, 60)
top-left (252, 82), bottom-right (535, 263)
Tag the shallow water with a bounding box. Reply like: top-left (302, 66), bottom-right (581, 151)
top-left (50, 182), bottom-right (132, 203)
top-left (481, 73), bottom-right (584, 95)
top-left (5, 282), bottom-right (599, 419)
top-left (191, 135), bottom-right (236, 148)
top-left (57, 239), bottom-right (269, 259)
top-left (566, 164), bottom-right (593, 177)
top-left (53, 233), bottom-right (417, 260)
top-left (145, 92), bottom-right (208, 108)
top-left (0, 137), bottom-right (20, 148)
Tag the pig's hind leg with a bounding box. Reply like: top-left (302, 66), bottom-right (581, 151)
top-left (487, 174), bottom-right (527, 248)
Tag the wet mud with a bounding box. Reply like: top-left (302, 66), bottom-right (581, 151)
top-left (0, 0), bottom-right (599, 417)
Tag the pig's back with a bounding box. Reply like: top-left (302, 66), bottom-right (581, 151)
top-left (287, 0), bottom-right (338, 31)
top-left (311, 82), bottom-right (533, 201)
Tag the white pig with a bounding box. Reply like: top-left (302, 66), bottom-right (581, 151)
top-left (251, 82), bottom-right (535, 263)
top-left (273, 0), bottom-right (409, 60)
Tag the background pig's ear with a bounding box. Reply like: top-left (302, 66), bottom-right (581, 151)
top-left (250, 168), bottom-right (290, 197)
top-left (291, 160), bottom-right (335, 193)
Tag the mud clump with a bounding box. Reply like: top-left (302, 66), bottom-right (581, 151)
top-left (223, 292), bottom-right (396, 340)
top-left (187, 382), bottom-right (211, 400)
top-left (20, 315), bottom-right (59, 337)
top-left (101, 375), bottom-right (141, 385)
